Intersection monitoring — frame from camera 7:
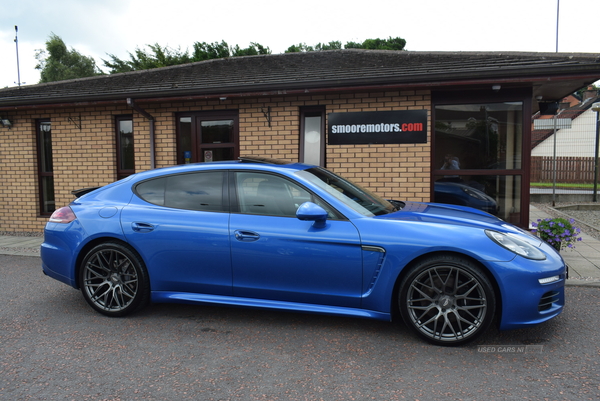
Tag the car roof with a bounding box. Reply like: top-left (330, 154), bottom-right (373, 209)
top-left (129, 157), bottom-right (313, 181)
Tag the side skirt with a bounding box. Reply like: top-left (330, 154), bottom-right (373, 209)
top-left (151, 291), bottom-right (391, 321)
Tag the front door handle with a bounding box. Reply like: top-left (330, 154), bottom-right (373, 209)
top-left (234, 230), bottom-right (260, 242)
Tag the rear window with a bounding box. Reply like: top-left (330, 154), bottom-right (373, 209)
top-left (135, 171), bottom-right (227, 212)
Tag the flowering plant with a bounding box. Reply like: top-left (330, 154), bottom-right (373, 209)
top-left (531, 217), bottom-right (582, 251)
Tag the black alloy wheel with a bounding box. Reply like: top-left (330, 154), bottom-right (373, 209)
top-left (79, 242), bottom-right (150, 317)
top-left (399, 254), bottom-right (496, 346)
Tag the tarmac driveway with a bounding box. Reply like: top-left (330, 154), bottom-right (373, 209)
top-left (1, 255), bottom-right (599, 400)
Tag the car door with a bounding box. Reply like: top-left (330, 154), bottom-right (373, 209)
top-left (121, 171), bottom-right (232, 295)
top-left (229, 171), bottom-right (363, 308)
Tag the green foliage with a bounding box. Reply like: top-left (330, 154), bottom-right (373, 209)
top-left (192, 41), bottom-right (231, 61)
top-left (315, 41), bottom-right (343, 51)
top-left (285, 41), bottom-right (343, 53)
top-left (344, 41), bottom-right (363, 49)
top-left (35, 33), bottom-right (103, 83)
top-left (531, 182), bottom-right (595, 189)
top-left (104, 43), bottom-right (191, 73)
top-left (103, 40), bottom-right (271, 73)
top-left (56, 35), bottom-right (408, 74)
top-left (286, 37), bottom-right (405, 53)
top-left (231, 42), bottom-right (271, 57)
top-left (359, 37), bottom-right (406, 50)
top-left (285, 43), bottom-right (315, 53)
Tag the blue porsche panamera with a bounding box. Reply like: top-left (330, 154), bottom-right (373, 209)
top-left (41, 157), bottom-right (565, 345)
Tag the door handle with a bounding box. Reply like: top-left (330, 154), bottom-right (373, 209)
top-left (234, 230), bottom-right (260, 242)
top-left (132, 222), bottom-right (155, 233)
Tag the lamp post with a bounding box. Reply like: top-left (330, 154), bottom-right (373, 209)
top-left (592, 102), bottom-right (600, 202)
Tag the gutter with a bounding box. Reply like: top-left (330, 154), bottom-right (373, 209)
top-left (127, 98), bottom-right (155, 169)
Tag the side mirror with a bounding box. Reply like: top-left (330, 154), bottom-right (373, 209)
top-left (296, 202), bottom-right (328, 228)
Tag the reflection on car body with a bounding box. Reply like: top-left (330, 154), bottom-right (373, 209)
top-left (41, 157), bottom-right (565, 346)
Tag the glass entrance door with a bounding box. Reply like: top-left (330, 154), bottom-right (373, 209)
top-left (177, 111), bottom-right (239, 164)
top-left (433, 101), bottom-right (526, 226)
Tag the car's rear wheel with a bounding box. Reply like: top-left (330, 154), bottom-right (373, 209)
top-left (399, 254), bottom-right (495, 346)
top-left (79, 242), bottom-right (149, 317)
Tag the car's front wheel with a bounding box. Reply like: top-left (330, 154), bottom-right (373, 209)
top-left (399, 254), bottom-right (496, 346)
top-left (79, 242), bottom-right (149, 317)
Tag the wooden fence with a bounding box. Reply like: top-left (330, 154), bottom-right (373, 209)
top-left (530, 156), bottom-right (598, 183)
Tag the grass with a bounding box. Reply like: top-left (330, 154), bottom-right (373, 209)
top-left (531, 182), bottom-right (596, 189)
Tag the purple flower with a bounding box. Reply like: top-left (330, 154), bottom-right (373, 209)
top-left (533, 217), bottom-right (582, 251)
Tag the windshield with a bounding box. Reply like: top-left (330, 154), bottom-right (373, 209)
top-left (296, 167), bottom-right (399, 216)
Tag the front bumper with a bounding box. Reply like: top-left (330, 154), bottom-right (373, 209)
top-left (492, 252), bottom-right (566, 331)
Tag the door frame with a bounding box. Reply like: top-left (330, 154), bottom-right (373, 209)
top-left (431, 88), bottom-right (533, 228)
top-left (176, 110), bottom-right (239, 164)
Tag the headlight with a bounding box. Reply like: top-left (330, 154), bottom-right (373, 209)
top-left (485, 230), bottom-right (546, 260)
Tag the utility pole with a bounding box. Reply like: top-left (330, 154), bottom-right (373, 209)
top-left (593, 102), bottom-right (600, 202)
top-left (15, 25), bottom-right (22, 86)
top-left (555, 0), bottom-right (560, 52)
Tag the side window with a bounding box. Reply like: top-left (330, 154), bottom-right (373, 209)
top-left (235, 172), bottom-right (312, 217)
top-left (136, 176), bottom-right (166, 205)
top-left (135, 171), bottom-right (226, 212)
top-left (235, 172), bottom-right (340, 219)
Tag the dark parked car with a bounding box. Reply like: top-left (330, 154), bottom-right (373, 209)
top-left (434, 181), bottom-right (499, 215)
top-left (42, 157), bottom-right (565, 345)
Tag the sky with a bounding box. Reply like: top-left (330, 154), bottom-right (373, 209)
top-left (1, 0), bottom-right (599, 88)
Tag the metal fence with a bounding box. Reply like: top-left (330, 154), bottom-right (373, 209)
top-left (530, 105), bottom-right (599, 202)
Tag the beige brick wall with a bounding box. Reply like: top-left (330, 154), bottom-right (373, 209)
top-left (0, 90), bottom-right (431, 232)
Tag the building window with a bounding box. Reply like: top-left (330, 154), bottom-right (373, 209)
top-left (300, 106), bottom-right (325, 166)
top-left (116, 115), bottom-right (134, 180)
top-left (36, 119), bottom-right (54, 215)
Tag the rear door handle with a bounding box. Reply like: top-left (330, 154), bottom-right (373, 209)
top-left (234, 230), bottom-right (260, 242)
top-left (132, 222), bottom-right (155, 233)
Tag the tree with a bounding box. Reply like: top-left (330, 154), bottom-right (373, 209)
top-left (104, 43), bottom-right (191, 73)
top-left (35, 33), bottom-right (103, 83)
top-left (191, 41), bottom-right (231, 62)
top-left (231, 42), bottom-right (271, 57)
top-left (286, 38), bottom-right (406, 53)
top-left (285, 43), bottom-right (315, 53)
top-left (345, 37), bottom-right (406, 50)
top-left (285, 41), bottom-right (342, 53)
top-left (103, 41), bottom-right (271, 73)
top-left (100, 37), bottom-right (407, 74)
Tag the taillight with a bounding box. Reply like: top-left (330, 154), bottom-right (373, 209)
top-left (49, 206), bottom-right (77, 224)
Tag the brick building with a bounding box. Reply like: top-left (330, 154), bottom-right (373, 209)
top-left (1, 50), bottom-right (600, 232)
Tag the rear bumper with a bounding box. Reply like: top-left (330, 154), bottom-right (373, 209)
top-left (40, 221), bottom-right (85, 289)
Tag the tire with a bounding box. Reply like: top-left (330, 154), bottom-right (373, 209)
top-left (398, 254), bottom-right (496, 346)
top-left (79, 242), bottom-right (150, 317)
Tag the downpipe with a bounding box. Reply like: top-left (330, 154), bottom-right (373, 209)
top-left (127, 98), bottom-right (156, 170)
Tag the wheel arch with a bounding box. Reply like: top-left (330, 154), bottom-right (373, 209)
top-left (390, 250), bottom-right (503, 323)
top-left (74, 236), bottom-right (145, 289)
